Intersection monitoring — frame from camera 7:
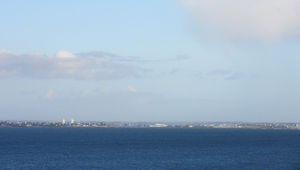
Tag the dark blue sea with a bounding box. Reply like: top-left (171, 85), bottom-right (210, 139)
top-left (0, 128), bottom-right (300, 169)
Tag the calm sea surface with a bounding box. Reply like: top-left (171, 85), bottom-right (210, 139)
top-left (0, 127), bottom-right (300, 169)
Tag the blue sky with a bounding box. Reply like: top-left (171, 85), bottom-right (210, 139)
top-left (1, 0), bottom-right (300, 122)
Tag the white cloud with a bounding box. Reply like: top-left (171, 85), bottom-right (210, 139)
top-left (182, 0), bottom-right (300, 39)
top-left (0, 70), bottom-right (17, 77)
top-left (127, 85), bottom-right (137, 93)
top-left (56, 50), bottom-right (77, 59)
top-left (0, 49), bottom-right (15, 66)
top-left (44, 89), bottom-right (54, 99)
top-left (0, 49), bottom-right (13, 54)
top-left (0, 50), bottom-right (147, 80)
top-left (207, 69), bottom-right (243, 80)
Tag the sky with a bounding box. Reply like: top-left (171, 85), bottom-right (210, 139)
top-left (1, 0), bottom-right (300, 122)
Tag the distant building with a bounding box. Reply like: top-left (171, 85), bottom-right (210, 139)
top-left (70, 118), bottom-right (75, 124)
top-left (149, 123), bottom-right (168, 128)
top-left (61, 119), bottom-right (65, 125)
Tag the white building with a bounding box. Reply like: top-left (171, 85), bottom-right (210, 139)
top-left (70, 118), bottom-right (75, 124)
top-left (149, 123), bottom-right (168, 128)
top-left (61, 119), bottom-right (66, 125)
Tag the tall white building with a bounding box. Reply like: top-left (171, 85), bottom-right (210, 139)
top-left (61, 119), bottom-right (65, 125)
top-left (70, 118), bottom-right (75, 124)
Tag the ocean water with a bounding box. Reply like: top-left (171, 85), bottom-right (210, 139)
top-left (0, 128), bottom-right (300, 170)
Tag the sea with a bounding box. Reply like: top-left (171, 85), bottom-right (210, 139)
top-left (0, 127), bottom-right (300, 170)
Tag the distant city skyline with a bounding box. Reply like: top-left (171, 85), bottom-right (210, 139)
top-left (1, 0), bottom-right (300, 122)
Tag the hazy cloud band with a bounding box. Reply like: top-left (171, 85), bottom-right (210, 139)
top-left (182, 0), bottom-right (300, 39)
top-left (0, 49), bottom-right (147, 80)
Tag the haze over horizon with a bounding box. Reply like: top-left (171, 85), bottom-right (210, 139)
top-left (1, 0), bottom-right (300, 122)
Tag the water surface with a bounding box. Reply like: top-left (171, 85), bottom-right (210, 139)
top-left (1, 128), bottom-right (300, 169)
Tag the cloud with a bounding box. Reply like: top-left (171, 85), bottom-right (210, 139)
top-left (182, 0), bottom-right (300, 39)
top-left (169, 68), bottom-right (179, 75)
top-left (78, 52), bottom-right (189, 63)
top-left (207, 69), bottom-right (233, 76)
top-left (225, 72), bottom-right (243, 80)
top-left (56, 50), bottom-right (77, 59)
top-left (127, 85), bottom-right (137, 93)
top-left (44, 89), bottom-right (54, 100)
top-left (207, 69), bottom-right (243, 80)
top-left (0, 49), bottom-right (148, 80)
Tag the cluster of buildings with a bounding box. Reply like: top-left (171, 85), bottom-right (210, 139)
top-left (1, 120), bottom-right (300, 129)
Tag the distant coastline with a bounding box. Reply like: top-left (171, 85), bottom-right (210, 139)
top-left (1, 120), bottom-right (300, 130)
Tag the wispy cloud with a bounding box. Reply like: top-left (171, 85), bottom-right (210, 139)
top-left (207, 69), bottom-right (233, 76)
top-left (78, 51), bottom-right (189, 63)
top-left (0, 49), bottom-right (148, 80)
top-left (207, 69), bottom-right (243, 80)
top-left (127, 85), bottom-right (137, 93)
top-left (182, 0), bottom-right (300, 39)
top-left (169, 68), bottom-right (180, 75)
top-left (44, 89), bottom-right (54, 100)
